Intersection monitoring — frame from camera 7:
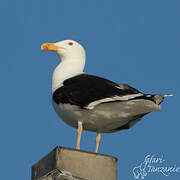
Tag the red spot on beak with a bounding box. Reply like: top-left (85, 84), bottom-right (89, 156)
top-left (43, 46), bottom-right (49, 51)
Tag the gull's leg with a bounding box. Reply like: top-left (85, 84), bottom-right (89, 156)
top-left (95, 133), bottom-right (101, 153)
top-left (76, 121), bottom-right (83, 150)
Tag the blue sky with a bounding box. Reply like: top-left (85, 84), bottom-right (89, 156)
top-left (0, 0), bottom-right (179, 179)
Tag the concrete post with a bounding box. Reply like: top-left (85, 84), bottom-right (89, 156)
top-left (32, 146), bottom-right (117, 180)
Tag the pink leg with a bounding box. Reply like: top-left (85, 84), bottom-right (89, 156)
top-left (95, 133), bottom-right (101, 153)
top-left (76, 121), bottom-right (83, 150)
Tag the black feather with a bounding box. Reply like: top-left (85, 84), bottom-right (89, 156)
top-left (53, 74), bottom-right (142, 108)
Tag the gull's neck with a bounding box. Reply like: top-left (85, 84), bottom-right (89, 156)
top-left (52, 58), bottom-right (85, 93)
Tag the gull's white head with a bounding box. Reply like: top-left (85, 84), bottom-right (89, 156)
top-left (41, 40), bottom-right (86, 92)
top-left (41, 40), bottom-right (86, 61)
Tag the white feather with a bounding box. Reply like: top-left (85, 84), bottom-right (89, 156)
top-left (85, 93), bottom-right (143, 109)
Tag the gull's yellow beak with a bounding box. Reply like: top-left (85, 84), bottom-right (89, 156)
top-left (41, 43), bottom-right (61, 51)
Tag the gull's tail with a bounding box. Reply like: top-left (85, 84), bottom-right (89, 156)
top-left (151, 94), bottom-right (173, 105)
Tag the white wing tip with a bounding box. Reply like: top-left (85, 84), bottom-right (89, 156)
top-left (163, 94), bottom-right (173, 97)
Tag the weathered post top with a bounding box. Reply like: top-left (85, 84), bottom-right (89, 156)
top-left (32, 146), bottom-right (117, 180)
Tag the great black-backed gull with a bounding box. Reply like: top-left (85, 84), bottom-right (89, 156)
top-left (41, 40), bottom-right (172, 153)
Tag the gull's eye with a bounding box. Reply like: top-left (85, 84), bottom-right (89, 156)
top-left (68, 42), bottom-right (73, 46)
